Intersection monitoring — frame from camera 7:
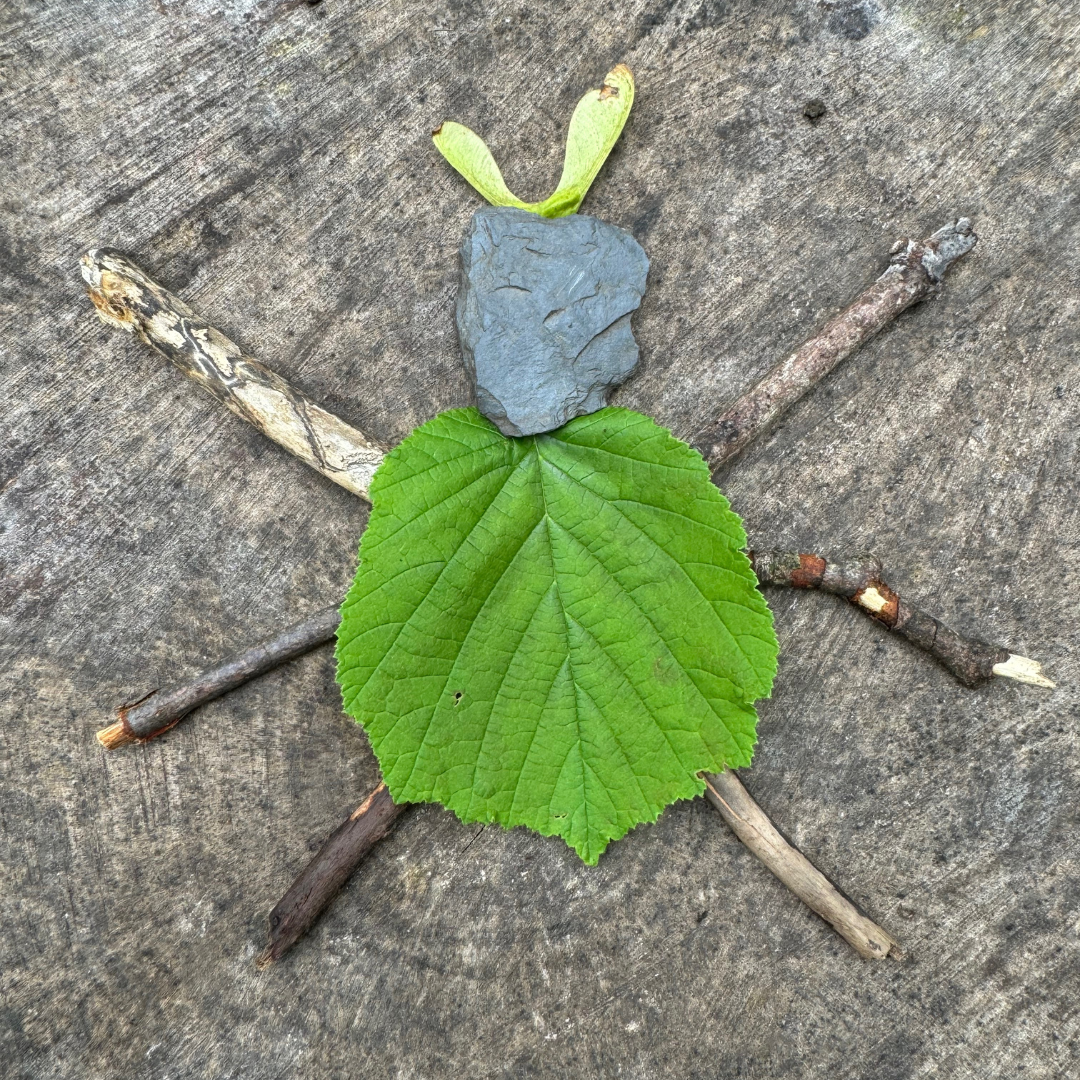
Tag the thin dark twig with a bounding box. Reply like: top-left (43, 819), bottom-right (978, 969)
top-left (691, 219), bottom-right (977, 472)
top-left (97, 606), bottom-right (341, 749)
top-left (749, 551), bottom-right (1053, 689)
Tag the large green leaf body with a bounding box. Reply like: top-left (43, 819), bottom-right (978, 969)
top-left (336, 408), bottom-right (777, 863)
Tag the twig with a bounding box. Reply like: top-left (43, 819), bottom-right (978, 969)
top-left (97, 606), bottom-right (342, 749)
top-left (97, 548), bottom-right (1052, 749)
top-left (701, 771), bottom-right (902, 959)
top-left (749, 550), bottom-right (1054, 689)
top-left (80, 249), bottom-right (386, 499)
top-left (256, 782), bottom-right (407, 968)
top-left (691, 219), bottom-right (977, 472)
top-left (82, 220), bottom-right (1003, 962)
top-left (82, 221), bottom-right (975, 501)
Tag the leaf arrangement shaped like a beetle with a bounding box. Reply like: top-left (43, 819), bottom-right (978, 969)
top-left (336, 65), bottom-right (778, 862)
top-left (336, 409), bottom-right (777, 863)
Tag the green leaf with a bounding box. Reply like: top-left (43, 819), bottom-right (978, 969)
top-left (335, 408), bottom-right (777, 863)
top-left (432, 65), bottom-right (635, 219)
top-left (535, 63), bottom-right (635, 217)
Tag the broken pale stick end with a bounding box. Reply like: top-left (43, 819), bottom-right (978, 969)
top-left (96, 718), bottom-right (137, 750)
top-left (919, 217), bottom-right (977, 281)
top-left (891, 218), bottom-right (977, 284)
top-left (992, 653), bottom-right (1056, 689)
top-left (849, 921), bottom-right (906, 962)
top-left (254, 947), bottom-right (276, 971)
top-left (80, 248), bottom-right (145, 333)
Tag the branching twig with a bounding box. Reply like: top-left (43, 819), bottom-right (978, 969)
top-left (691, 219), bottom-right (977, 472)
top-left (80, 249), bottom-right (386, 499)
top-left (702, 771), bottom-right (902, 959)
top-left (749, 551), bottom-right (1054, 689)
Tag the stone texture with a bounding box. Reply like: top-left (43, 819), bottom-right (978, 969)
top-left (456, 206), bottom-right (649, 436)
top-left (2, 2), bottom-right (1078, 1079)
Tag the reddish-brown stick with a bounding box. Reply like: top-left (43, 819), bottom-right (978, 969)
top-left (256, 783), bottom-right (406, 968)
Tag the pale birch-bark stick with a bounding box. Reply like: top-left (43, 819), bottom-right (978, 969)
top-left (702, 771), bottom-right (902, 959)
top-left (80, 249), bottom-right (386, 499)
top-left (693, 219), bottom-right (977, 472)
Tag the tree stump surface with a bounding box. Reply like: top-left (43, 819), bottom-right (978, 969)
top-left (2, 2), bottom-right (1077, 1076)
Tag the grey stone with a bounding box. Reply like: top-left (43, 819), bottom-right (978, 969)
top-left (456, 206), bottom-right (649, 436)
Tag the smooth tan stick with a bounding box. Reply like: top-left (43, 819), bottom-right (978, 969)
top-left (702, 771), bottom-right (902, 959)
top-left (80, 249), bottom-right (386, 499)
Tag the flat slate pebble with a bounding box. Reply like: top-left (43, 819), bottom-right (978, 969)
top-left (456, 206), bottom-right (649, 437)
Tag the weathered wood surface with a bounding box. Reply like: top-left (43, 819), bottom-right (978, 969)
top-left (1, 1), bottom-right (1077, 1076)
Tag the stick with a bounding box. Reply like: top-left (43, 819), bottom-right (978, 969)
top-left (96, 547), bottom-right (1052, 749)
top-left (749, 551), bottom-right (1054, 689)
top-left (97, 606), bottom-right (342, 749)
top-left (256, 782), bottom-right (407, 968)
top-left (702, 771), bottom-right (901, 959)
top-left (80, 249), bottom-right (386, 499)
top-left (692, 219), bottom-right (977, 472)
top-left (80, 222), bottom-right (986, 961)
top-left (82, 221), bottom-right (975, 501)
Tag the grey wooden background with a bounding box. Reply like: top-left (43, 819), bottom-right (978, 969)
top-left (2, 1), bottom-right (1078, 1077)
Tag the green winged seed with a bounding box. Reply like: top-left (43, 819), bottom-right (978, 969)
top-left (433, 64), bottom-right (635, 219)
top-left (335, 407), bottom-right (778, 863)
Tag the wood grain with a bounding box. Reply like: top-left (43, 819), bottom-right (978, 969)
top-left (3, 2), bottom-right (1078, 1077)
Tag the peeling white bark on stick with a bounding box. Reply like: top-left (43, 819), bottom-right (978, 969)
top-left (80, 250), bottom-right (387, 499)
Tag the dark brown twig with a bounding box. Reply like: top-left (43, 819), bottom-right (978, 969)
top-left (256, 782), bottom-right (407, 968)
top-left (702, 771), bottom-right (901, 959)
top-left (749, 550), bottom-right (1054, 689)
top-left (692, 219), bottom-right (977, 472)
top-left (97, 606), bottom-right (341, 749)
